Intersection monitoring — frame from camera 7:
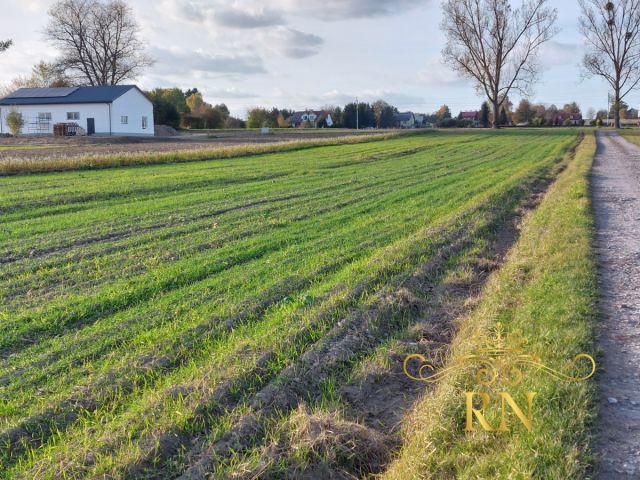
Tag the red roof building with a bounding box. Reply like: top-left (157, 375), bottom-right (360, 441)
top-left (459, 111), bottom-right (480, 120)
top-left (553, 112), bottom-right (583, 126)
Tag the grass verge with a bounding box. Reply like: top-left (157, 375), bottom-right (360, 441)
top-left (617, 128), bottom-right (640, 147)
top-left (0, 131), bottom-right (410, 176)
top-left (383, 133), bottom-right (598, 479)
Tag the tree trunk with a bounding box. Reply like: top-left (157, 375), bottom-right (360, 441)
top-left (491, 99), bottom-right (500, 129)
top-left (614, 90), bottom-right (621, 129)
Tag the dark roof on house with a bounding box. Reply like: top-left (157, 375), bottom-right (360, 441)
top-left (291, 111), bottom-right (329, 124)
top-left (460, 111), bottom-right (479, 119)
top-left (555, 112), bottom-right (582, 120)
top-left (393, 112), bottom-right (414, 122)
top-left (0, 85), bottom-right (140, 106)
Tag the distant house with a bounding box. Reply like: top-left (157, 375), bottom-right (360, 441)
top-left (459, 111), bottom-right (480, 127)
top-left (553, 112), bottom-right (583, 126)
top-left (291, 110), bottom-right (333, 128)
top-left (0, 85), bottom-right (154, 136)
top-left (626, 108), bottom-right (639, 119)
top-left (393, 112), bottom-right (416, 129)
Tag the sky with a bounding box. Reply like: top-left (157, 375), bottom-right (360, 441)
top-left (1, 0), bottom-right (636, 118)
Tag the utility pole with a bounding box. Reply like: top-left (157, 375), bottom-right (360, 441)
top-left (356, 97), bottom-right (359, 130)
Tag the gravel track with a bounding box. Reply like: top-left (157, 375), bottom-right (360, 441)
top-left (592, 131), bottom-right (640, 478)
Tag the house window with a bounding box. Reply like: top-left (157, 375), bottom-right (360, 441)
top-left (142, 116), bottom-right (148, 129)
top-left (38, 112), bottom-right (52, 122)
top-left (121, 116), bottom-right (128, 125)
top-left (67, 112), bottom-right (80, 121)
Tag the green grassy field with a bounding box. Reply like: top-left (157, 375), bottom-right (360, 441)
top-left (384, 133), bottom-right (598, 479)
top-left (0, 130), bottom-right (583, 478)
top-left (617, 128), bottom-right (640, 146)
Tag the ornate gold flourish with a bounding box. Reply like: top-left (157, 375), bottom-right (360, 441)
top-left (403, 323), bottom-right (596, 386)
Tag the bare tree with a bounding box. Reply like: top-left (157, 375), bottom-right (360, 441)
top-left (579, 0), bottom-right (640, 129)
top-left (441, 0), bottom-right (558, 128)
top-left (0, 61), bottom-right (71, 98)
top-left (44, 0), bottom-right (153, 86)
top-left (0, 40), bottom-right (12, 53)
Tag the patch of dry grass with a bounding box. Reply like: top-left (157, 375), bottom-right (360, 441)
top-left (229, 405), bottom-right (394, 479)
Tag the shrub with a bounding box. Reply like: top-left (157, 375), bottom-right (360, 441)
top-left (224, 116), bottom-right (246, 129)
top-left (533, 117), bottom-right (545, 127)
top-left (152, 98), bottom-right (180, 128)
top-left (437, 118), bottom-right (461, 128)
top-left (6, 110), bottom-right (25, 136)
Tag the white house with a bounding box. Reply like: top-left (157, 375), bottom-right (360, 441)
top-left (393, 112), bottom-right (416, 129)
top-left (291, 110), bottom-right (333, 128)
top-left (0, 85), bottom-right (154, 136)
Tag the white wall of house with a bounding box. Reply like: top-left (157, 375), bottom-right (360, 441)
top-left (399, 116), bottom-right (415, 128)
top-left (0, 88), bottom-right (154, 136)
top-left (0, 103), bottom-right (110, 135)
top-left (110, 88), bottom-right (154, 136)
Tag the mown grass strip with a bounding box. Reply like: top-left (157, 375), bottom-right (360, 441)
top-left (616, 128), bottom-right (640, 148)
top-left (383, 133), bottom-right (598, 479)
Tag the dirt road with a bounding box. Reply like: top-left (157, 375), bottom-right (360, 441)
top-left (592, 131), bottom-right (640, 478)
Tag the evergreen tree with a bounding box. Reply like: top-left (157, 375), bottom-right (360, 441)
top-left (480, 102), bottom-right (490, 127)
top-left (343, 102), bottom-right (375, 129)
top-left (499, 106), bottom-right (509, 126)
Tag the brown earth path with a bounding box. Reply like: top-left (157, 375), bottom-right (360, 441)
top-left (592, 131), bottom-right (640, 478)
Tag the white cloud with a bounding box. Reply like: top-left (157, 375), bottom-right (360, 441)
top-left (154, 1), bottom-right (324, 59)
top-left (152, 48), bottom-right (267, 75)
top-left (268, 28), bottom-right (324, 59)
top-left (159, 0), bottom-right (431, 25)
top-left (203, 87), bottom-right (259, 99)
top-left (17, 0), bottom-right (51, 14)
top-left (214, 7), bottom-right (285, 28)
top-left (416, 60), bottom-right (470, 88)
top-left (159, 0), bottom-right (206, 23)
top-left (539, 41), bottom-right (581, 67)
top-left (272, 0), bottom-right (432, 21)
